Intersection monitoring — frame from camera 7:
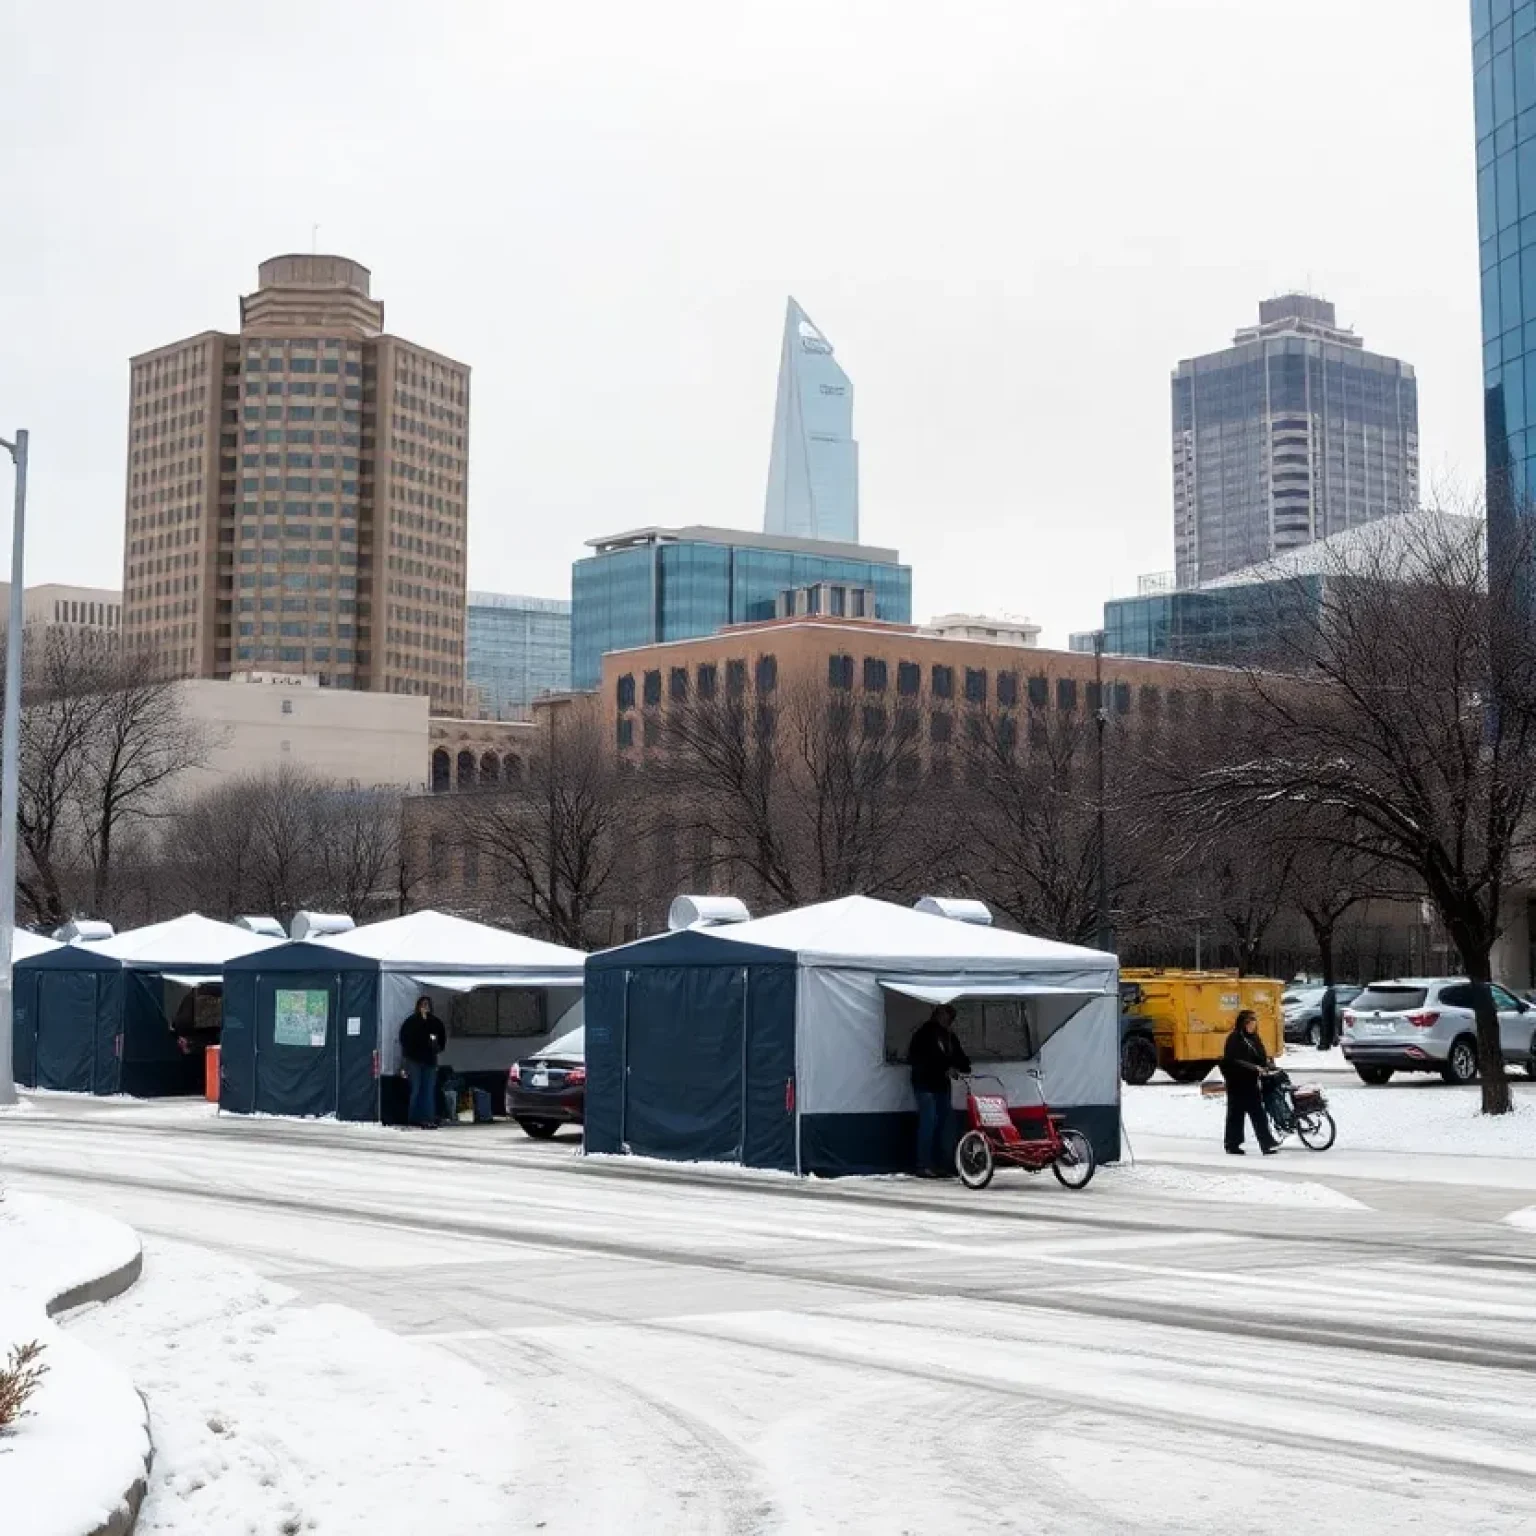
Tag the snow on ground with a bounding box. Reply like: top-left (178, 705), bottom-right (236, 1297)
top-left (0, 1193), bottom-right (149, 1536)
top-left (66, 1237), bottom-right (528, 1535)
top-left (1507, 1206), bottom-right (1536, 1232)
top-left (1106, 1162), bottom-right (1367, 1209)
top-left (1125, 1075), bottom-right (1536, 1157)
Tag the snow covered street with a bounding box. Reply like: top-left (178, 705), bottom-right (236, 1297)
top-left (4, 1095), bottom-right (1536, 1533)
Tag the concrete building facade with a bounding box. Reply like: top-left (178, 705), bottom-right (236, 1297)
top-left (122, 255), bottom-right (470, 714)
top-left (1173, 295), bottom-right (1418, 587)
top-left (0, 583), bottom-right (122, 645)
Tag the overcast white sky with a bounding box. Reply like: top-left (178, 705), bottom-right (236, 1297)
top-left (0, 0), bottom-right (1482, 646)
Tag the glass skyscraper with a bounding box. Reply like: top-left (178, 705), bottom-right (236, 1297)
top-left (1172, 296), bottom-right (1418, 587)
top-left (571, 525), bottom-right (911, 690)
top-left (465, 592), bottom-right (571, 719)
top-left (1473, 1), bottom-right (1536, 542)
top-left (763, 298), bottom-right (860, 543)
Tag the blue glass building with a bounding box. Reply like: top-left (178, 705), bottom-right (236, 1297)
top-left (763, 298), bottom-right (860, 543)
top-left (1473, 1), bottom-right (1536, 546)
top-left (465, 592), bottom-right (571, 719)
top-left (571, 525), bottom-right (911, 690)
top-left (1103, 578), bottom-right (1325, 666)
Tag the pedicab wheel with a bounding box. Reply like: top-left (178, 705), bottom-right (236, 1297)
top-left (955, 1130), bottom-right (995, 1189)
top-left (1297, 1109), bottom-right (1336, 1151)
top-left (1051, 1128), bottom-right (1097, 1190)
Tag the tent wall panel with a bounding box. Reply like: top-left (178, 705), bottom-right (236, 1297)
top-left (12, 970), bottom-right (38, 1088)
top-left (92, 972), bottom-right (126, 1096)
top-left (34, 972), bottom-right (101, 1092)
top-left (622, 965), bottom-right (745, 1160)
top-left (801, 1112), bottom-right (921, 1177)
top-left (219, 973), bottom-right (257, 1113)
top-left (583, 966), bottom-right (627, 1154)
top-left (337, 970), bottom-right (381, 1122)
top-left (742, 965), bottom-right (798, 1170)
top-left (253, 971), bottom-right (341, 1118)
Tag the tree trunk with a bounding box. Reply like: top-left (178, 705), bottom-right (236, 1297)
top-left (1465, 948), bottom-right (1513, 1116)
top-left (1312, 918), bottom-right (1336, 988)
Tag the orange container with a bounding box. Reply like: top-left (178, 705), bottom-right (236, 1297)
top-left (205, 1044), bottom-right (221, 1102)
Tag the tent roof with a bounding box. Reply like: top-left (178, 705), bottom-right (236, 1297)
top-left (89, 913), bottom-right (286, 967)
top-left (311, 910), bottom-right (587, 975)
top-left (703, 896), bottom-right (1115, 970)
top-left (12, 929), bottom-right (61, 963)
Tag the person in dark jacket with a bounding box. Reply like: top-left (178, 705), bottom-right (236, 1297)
top-left (1317, 986), bottom-right (1339, 1051)
top-left (400, 996), bottom-right (448, 1128)
top-left (1221, 1008), bottom-right (1278, 1155)
top-left (908, 1005), bottom-right (972, 1176)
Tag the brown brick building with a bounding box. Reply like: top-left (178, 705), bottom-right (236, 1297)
top-left (123, 255), bottom-right (470, 713)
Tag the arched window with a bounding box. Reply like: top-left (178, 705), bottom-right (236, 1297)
top-left (431, 748), bottom-right (451, 794)
top-left (456, 750), bottom-right (476, 789)
top-left (480, 751), bottom-right (499, 785)
top-left (503, 753), bottom-right (522, 783)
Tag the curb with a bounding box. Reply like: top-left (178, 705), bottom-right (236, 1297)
top-left (42, 1239), bottom-right (154, 1536)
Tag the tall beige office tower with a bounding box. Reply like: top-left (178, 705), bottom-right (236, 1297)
top-left (123, 255), bottom-right (470, 713)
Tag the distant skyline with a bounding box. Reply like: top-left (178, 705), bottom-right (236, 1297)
top-left (0, 1), bottom-right (1481, 648)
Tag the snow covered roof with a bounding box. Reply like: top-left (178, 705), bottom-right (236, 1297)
top-left (88, 913), bottom-right (286, 967)
top-left (699, 895), bottom-right (1115, 972)
top-left (12, 929), bottom-right (61, 963)
top-left (311, 910), bottom-right (586, 975)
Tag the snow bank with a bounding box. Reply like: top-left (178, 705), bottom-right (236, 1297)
top-left (1125, 1078), bottom-right (1536, 1157)
top-left (0, 1192), bottom-right (150, 1536)
top-left (1506, 1206), bottom-right (1536, 1232)
top-left (67, 1237), bottom-right (528, 1534)
top-left (1107, 1163), bottom-right (1366, 1210)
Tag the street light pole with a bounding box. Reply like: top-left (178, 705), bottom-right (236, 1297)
top-left (0, 430), bottom-right (28, 1108)
top-left (1093, 628), bottom-right (1111, 956)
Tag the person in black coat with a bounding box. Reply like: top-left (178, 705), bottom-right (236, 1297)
top-left (1317, 986), bottom-right (1339, 1051)
top-left (908, 1005), bottom-right (972, 1176)
top-left (400, 996), bottom-right (448, 1128)
top-left (1221, 1009), bottom-right (1278, 1155)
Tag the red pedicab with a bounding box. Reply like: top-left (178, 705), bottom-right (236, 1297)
top-left (953, 1070), bottom-right (1097, 1191)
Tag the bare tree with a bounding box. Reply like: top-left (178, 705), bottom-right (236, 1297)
top-left (452, 709), bottom-right (630, 947)
top-left (660, 674), bottom-right (937, 908)
top-left (10, 635), bottom-right (213, 926)
top-left (1175, 510), bottom-right (1536, 1114)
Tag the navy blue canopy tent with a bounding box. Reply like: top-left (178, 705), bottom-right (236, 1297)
top-left (9, 929), bottom-right (63, 1090)
top-left (585, 895), bottom-right (1120, 1175)
top-left (15, 915), bottom-right (283, 1096)
top-left (219, 910), bottom-right (586, 1121)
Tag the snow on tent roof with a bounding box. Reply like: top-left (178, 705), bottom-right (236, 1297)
top-left (88, 913), bottom-right (286, 967)
top-left (12, 929), bottom-right (61, 963)
top-left (311, 910), bottom-right (586, 974)
top-left (701, 895), bottom-right (1115, 971)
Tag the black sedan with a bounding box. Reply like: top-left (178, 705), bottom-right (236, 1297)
top-left (506, 1027), bottom-right (585, 1139)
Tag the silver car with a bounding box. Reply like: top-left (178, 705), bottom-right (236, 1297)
top-left (1341, 978), bottom-right (1536, 1085)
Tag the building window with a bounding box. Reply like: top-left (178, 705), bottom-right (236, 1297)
top-left (996, 672), bottom-right (1018, 707)
top-left (828, 653), bottom-right (854, 689)
top-left (617, 673), bottom-right (636, 710)
top-left (1057, 678), bottom-right (1077, 711)
top-left (463, 845), bottom-right (481, 887)
top-left (726, 659), bottom-right (747, 698)
top-left (643, 669), bottom-right (662, 706)
top-left (932, 664), bottom-right (953, 699)
top-left (930, 712), bottom-right (952, 744)
top-left (997, 716), bottom-right (1017, 753)
top-left (1168, 689), bottom-right (1186, 719)
top-left (1086, 681), bottom-right (1102, 713)
top-left (1114, 682), bottom-right (1132, 715)
top-left (862, 704), bottom-right (886, 737)
top-left (897, 661), bottom-right (920, 697)
top-left (617, 717), bottom-right (634, 748)
top-left (480, 752), bottom-right (500, 785)
top-left (643, 715), bottom-right (661, 748)
top-left (697, 663), bottom-right (717, 700)
top-left (965, 668), bottom-right (987, 704)
top-left (431, 748), bottom-right (450, 793)
top-left (755, 654), bottom-right (777, 693)
top-left (1028, 675), bottom-right (1048, 708)
top-left (1139, 684), bottom-right (1161, 714)
top-left (456, 750), bottom-right (476, 789)
top-left (863, 657), bottom-right (888, 692)
top-left (503, 753), bottom-right (522, 782)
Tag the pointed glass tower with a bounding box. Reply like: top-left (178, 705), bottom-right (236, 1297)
top-left (763, 297), bottom-right (860, 543)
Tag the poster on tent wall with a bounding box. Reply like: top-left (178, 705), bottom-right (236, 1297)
top-left (273, 989), bottom-right (329, 1048)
